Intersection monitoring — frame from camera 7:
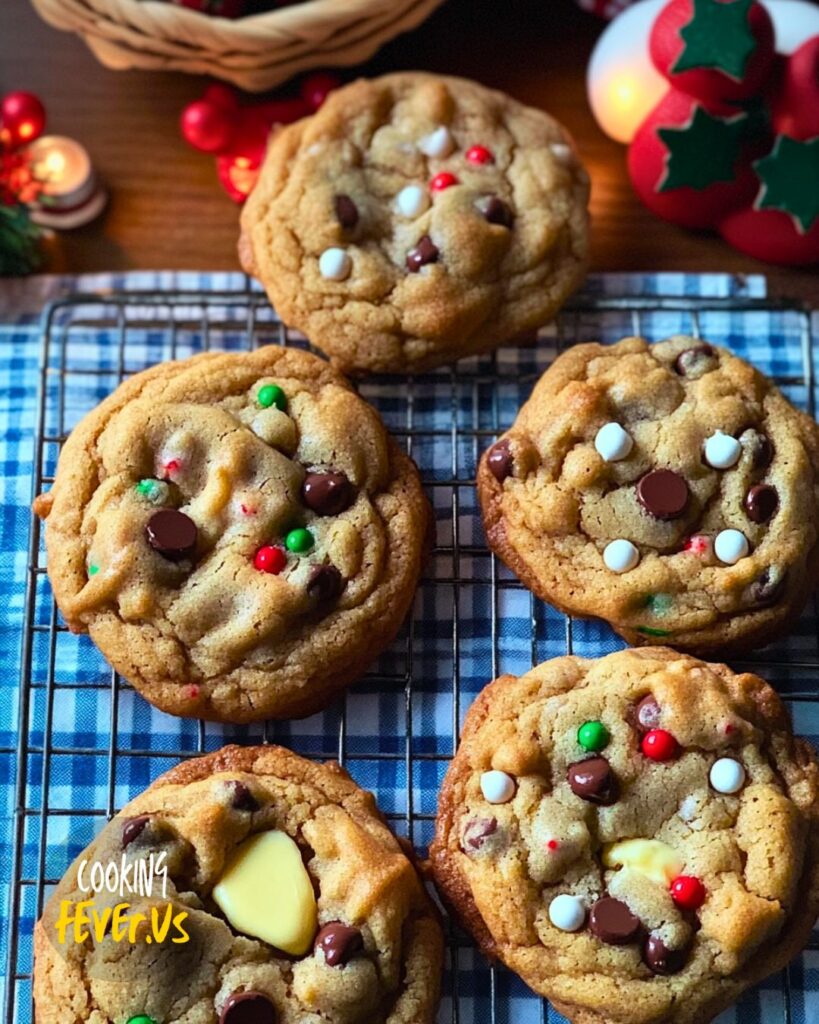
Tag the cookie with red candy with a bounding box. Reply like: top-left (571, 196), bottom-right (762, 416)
top-left (627, 89), bottom-right (766, 229)
top-left (650, 0), bottom-right (775, 103)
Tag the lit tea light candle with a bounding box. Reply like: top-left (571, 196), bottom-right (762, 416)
top-left (25, 135), bottom-right (107, 228)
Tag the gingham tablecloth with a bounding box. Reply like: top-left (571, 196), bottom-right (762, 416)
top-left (1, 271), bottom-right (817, 1024)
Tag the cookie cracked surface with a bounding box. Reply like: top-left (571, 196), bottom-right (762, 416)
top-left (239, 72), bottom-right (590, 374)
top-left (35, 745), bottom-right (443, 1024)
top-left (430, 648), bottom-right (819, 1024)
top-left (478, 335), bottom-right (819, 653)
top-left (33, 347), bottom-right (429, 722)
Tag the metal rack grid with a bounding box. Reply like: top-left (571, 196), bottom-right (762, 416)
top-left (5, 287), bottom-right (819, 1024)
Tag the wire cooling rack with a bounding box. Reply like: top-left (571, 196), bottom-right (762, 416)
top-left (6, 285), bottom-right (819, 1024)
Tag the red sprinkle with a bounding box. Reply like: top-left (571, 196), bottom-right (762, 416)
top-left (254, 545), bottom-right (286, 575)
top-left (466, 144), bottom-right (494, 164)
top-left (684, 534), bottom-right (710, 555)
top-left (724, 723), bottom-right (735, 735)
top-left (163, 459), bottom-right (181, 477)
top-left (240, 503), bottom-right (256, 516)
top-left (641, 728), bottom-right (680, 762)
top-left (670, 875), bottom-right (706, 911)
top-left (547, 839), bottom-right (559, 851)
top-left (188, 684), bottom-right (200, 699)
top-left (430, 171), bottom-right (459, 192)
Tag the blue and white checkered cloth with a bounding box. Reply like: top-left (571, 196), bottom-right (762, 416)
top-left (1, 271), bottom-right (817, 1024)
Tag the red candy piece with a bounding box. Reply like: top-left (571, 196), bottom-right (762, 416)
top-left (254, 545), bottom-right (286, 574)
top-left (670, 875), bottom-right (706, 911)
top-left (641, 728), bottom-right (680, 761)
top-left (547, 839), bottom-right (559, 850)
top-left (466, 145), bottom-right (494, 165)
top-left (430, 172), bottom-right (459, 192)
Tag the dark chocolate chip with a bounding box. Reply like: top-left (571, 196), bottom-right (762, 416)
top-left (637, 469), bottom-right (689, 520)
top-left (630, 695), bottom-right (661, 733)
top-left (643, 934), bottom-right (689, 975)
top-left (406, 235), bottom-right (439, 272)
top-left (307, 565), bottom-right (344, 603)
top-left (589, 897), bottom-right (641, 945)
top-left (228, 781), bottom-right (259, 813)
top-left (487, 440), bottom-right (514, 483)
top-left (462, 817), bottom-right (498, 851)
top-left (750, 433), bottom-right (774, 470)
top-left (745, 483), bottom-right (778, 524)
top-left (314, 921), bottom-right (364, 967)
top-left (674, 344), bottom-right (715, 377)
top-left (122, 814), bottom-right (150, 848)
top-left (220, 991), bottom-right (277, 1024)
top-left (146, 509), bottom-right (198, 561)
top-left (301, 471), bottom-right (354, 517)
top-left (334, 194), bottom-right (359, 230)
top-left (477, 195), bottom-right (514, 228)
top-left (750, 566), bottom-right (787, 606)
top-left (566, 757), bottom-right (617, 805)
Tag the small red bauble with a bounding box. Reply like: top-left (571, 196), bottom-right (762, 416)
top-left (0, 91), bottom-right (46, 148)
top-left (430, 171), bottom-right (459, 192)
top-left (254, 545), bottom-right (286, 574)
top-left (670, 875), bottom-right (706, 911)
top-left (181, 100), bottom-right (235, 153)
top-left (641, 728), bottom-right (680, 761)
top-left (300, 72), bottom-right (341, 112)
top-left (466, 144), bottom-right (494, 165)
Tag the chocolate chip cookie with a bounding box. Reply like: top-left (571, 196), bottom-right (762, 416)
top-left (478, 335), bottom-right (819, 653)
top-left (35, 745), bottom-right (443, 1024)
top-left (430, 648), bottom-right (819, 1024)
top-left (239, 72), bottom-right (589, 374)
top-left (33, 346), bottom-right (430, 721)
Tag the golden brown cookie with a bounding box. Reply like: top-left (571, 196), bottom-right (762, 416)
top-left (240, 72), bottom-right (590, 374)
top-left (35, 745), bottom-right (443, 1024)
top-left (430, 647), bottom-right (819, 1024)
top-left (33, 346), bottom-right (430, 722)
top-left (478, 335), bottom-right (819, 654)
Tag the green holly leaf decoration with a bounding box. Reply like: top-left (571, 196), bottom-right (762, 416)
top-left (754, 135), bottom-right (819, 233)
top-left (0, 203), bottom-right (42, 277)
top-left (658, 106), bottom-right (749, 192)
top-left (673, 0), bottom-right (757, 81)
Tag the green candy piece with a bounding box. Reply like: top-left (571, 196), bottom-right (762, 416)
top-left (135, 478), bottom-right (166, 504)
top-left (645, 593), bottom-right (673, 616)
top-left (88, 564), bottom-right (99, 577)
top-left (577, 720), bottom-right (609, 753)
top-left (126, 1017), bottom-right (158, 1024)
top-left (257, 384), bottom-right (287, 411)
top-left (637, 625), bottom-right (672, 637)
top-left (285, 527), bottom-right (314, 554)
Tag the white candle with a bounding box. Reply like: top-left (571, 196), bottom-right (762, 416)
top-left (27, 135), bottom-right (95, 209)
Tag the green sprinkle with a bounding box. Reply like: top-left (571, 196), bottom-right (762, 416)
top-left (645, 593), bottom-right (673, 616)
top-left (577, 720), bottom-right (609, 753)
top-left (88, 564), bottom-right (99, 577)
top-left (637, 625), bottom-right (672, 637)
top-left (285, 527), bottom-right (314, 554)
top-left (135, 478), bottom-right (167, 504)
top-left (126, 1017), bottom-right (158, 1024)
top-left (257, 383), bottom-right (287, 411)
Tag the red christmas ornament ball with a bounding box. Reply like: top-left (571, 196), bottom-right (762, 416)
top-left (299, 72), bottom-right (341, 112)
top-left (203, 83), bottom-right (239, 112)
top-left (0, 91), bottom-right (46, 147)
top-left (641, 728), bottom-right (680, 761)
top-left (670, 875), bottom-right (706, 911)
top-left (181, 99), bottom-right (235, 153)
top-left (650, 0), bottom-right (775, 103)
top-left (254, 545), bottom-right (286, 574)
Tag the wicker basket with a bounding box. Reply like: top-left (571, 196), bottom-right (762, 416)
top-left (29, 0), bottom-right (446, 92)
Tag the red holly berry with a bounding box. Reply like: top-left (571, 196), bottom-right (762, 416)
top-left (254, 545), bottom-right (287, 574)
top-left (300, 72), bottom-right (341, 112)
top-left (466, 145), bottom-right (494, 165)
top-left (430, 171), bottom-right (459, 192)
top-left (670, 875), bottom-right (706, 911)
top-left (641, 729), bottom-right (680, 761)
top-left (650, 0), bottom-right (775, 103)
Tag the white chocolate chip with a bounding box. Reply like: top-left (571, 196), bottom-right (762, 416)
top-left (480, 770), bottom-right (516, 804)
top-left (395, 184), bottom-right (430, 219)
top-left (704, 431), bottom-right (742, 469)
top-left (714, 529), bottom-right (749, 565)
top-left (594, 422), bottom-right (633, 462)
top-left (550, 142), bottom-right (573, 164)
top-left (709, 757), bottom-right (746, 795)
top-left (548, 893), bottom-right (586, 932)
top-left (603, 539), bottom-right (640, 573)
top-left (419, 125), bottom-right (454, 158)
top-left (319, 247), bottom-right (351, 281)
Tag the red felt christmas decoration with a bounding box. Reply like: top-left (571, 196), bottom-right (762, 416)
top-left (628, 0), bottom-right (819, 265)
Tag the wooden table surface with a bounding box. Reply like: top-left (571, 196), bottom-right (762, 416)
top-left (1, 0), bottom-right (817, 303)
